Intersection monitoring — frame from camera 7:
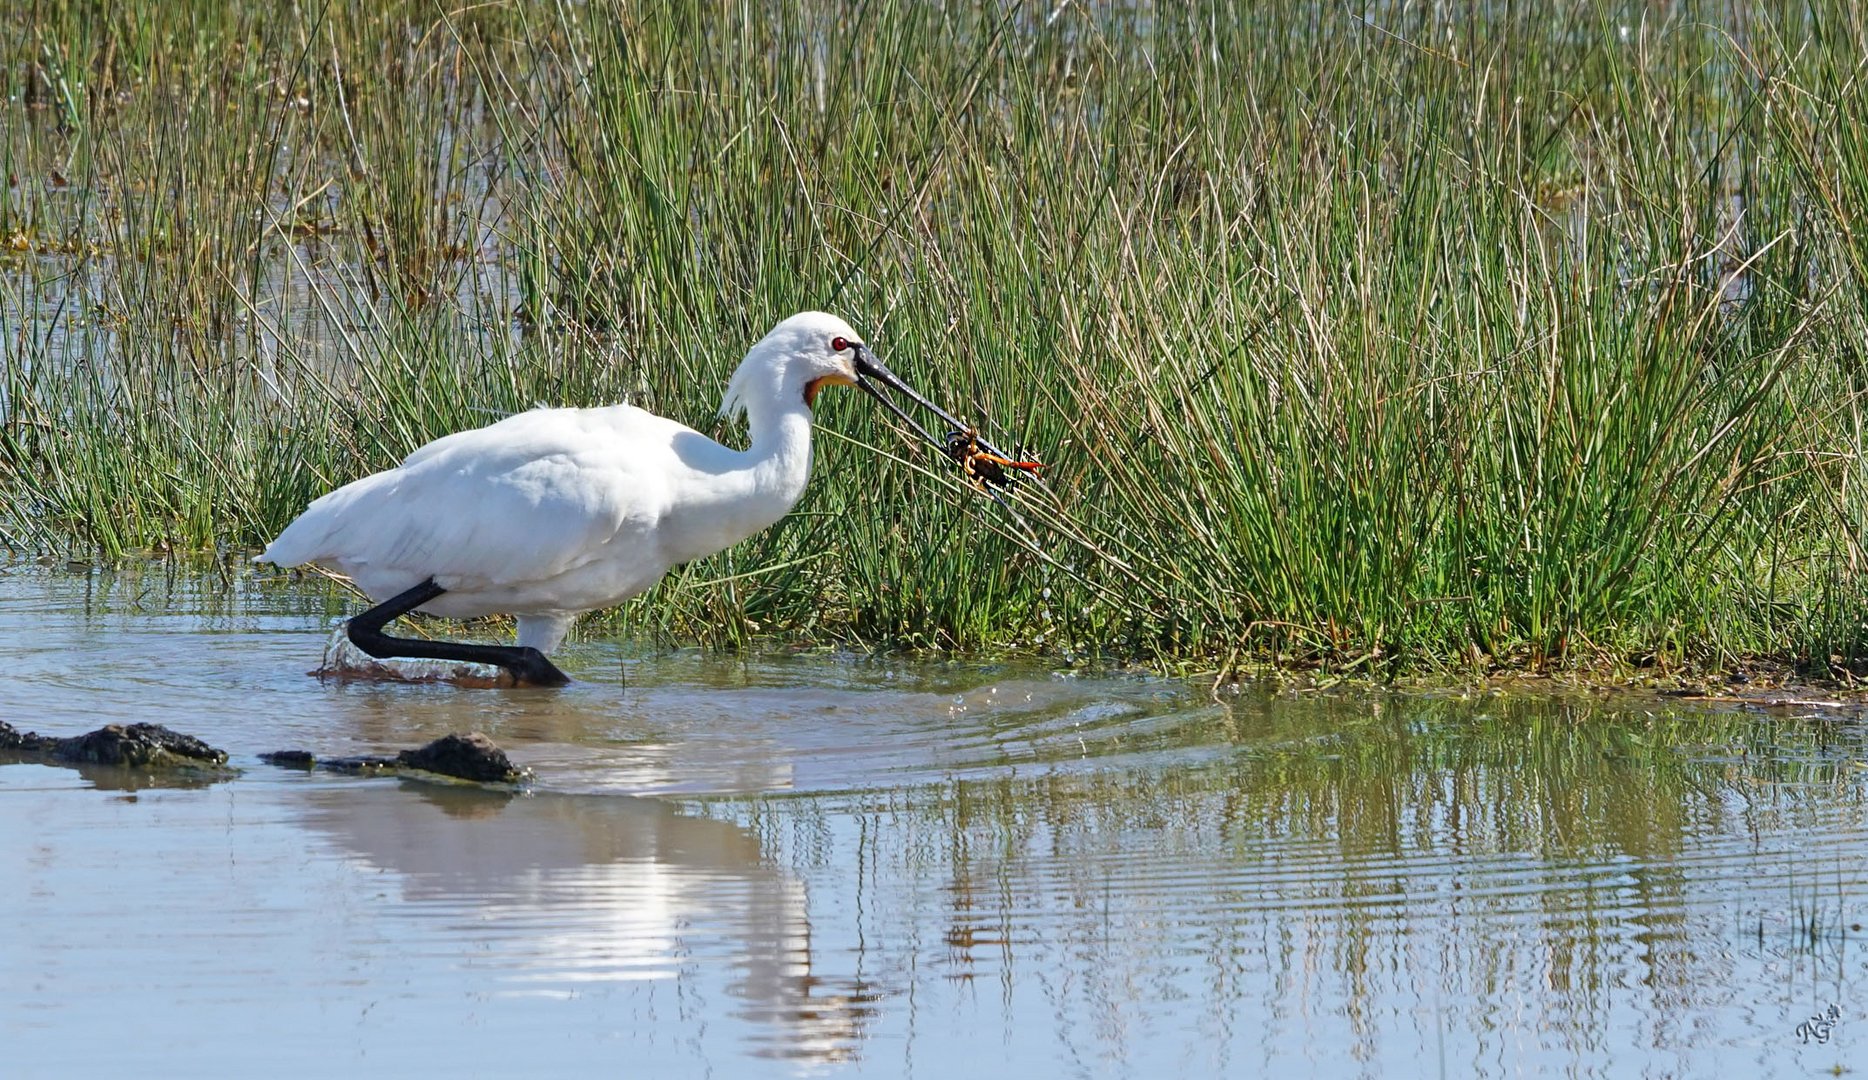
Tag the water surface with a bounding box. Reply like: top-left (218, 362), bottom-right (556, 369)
top-left (2, 563), bottom-right (1864, 1077)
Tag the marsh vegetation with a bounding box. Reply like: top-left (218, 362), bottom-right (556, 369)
top-left (5, 1), bottom-right (1868, 676)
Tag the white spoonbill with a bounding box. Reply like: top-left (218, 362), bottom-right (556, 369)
top-left (257, 311), bottom-right (979, 687)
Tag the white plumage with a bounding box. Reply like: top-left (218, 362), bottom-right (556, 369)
top-left (258, 311), bottom-right (869, 662)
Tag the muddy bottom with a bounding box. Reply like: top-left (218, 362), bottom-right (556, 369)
top-left (2, 563), bottom-right (1865, 1077)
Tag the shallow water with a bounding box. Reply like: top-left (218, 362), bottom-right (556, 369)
top-left (2, 563), bottom-right (1865, 1078)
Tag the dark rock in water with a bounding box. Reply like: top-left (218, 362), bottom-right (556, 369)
top-left (396, 733), bottom-right (520, 784)
top-left (305, 754), bottom-right (400, 776)
top-left (0, 719), bottom-right (58, 754)
top-left (57, 724), bottom-right (228, 767)
top-left (258, 750), bottom-right (316, 769)
top-left (0, 719), bottom-right (228, 769)
top-left (260, 732), bottom-right (523, 785)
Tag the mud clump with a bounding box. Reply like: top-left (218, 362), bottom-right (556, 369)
top-left (59, 724), bottom-right (228, 767)
top-left (262, 732), bottom-right (523, 785)
top-left (395, 733), bottom-right (519, 783)
top-left (0, 720), bottom-right (31, 753)
top-left (0, 720), bottom-right (229, 769)
top-left (260, 749), bottom-right (316, 768)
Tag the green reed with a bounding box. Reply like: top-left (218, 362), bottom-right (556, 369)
top-left (3, 0), bottom-right (1867, 675)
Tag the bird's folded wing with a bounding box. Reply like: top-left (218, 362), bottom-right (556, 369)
top-left (261, 406), bottom-right (678, 592)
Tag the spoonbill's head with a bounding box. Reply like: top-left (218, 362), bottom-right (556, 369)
top-left (720, 311), bottom-right (868, 419)
top-left (721, 310), bottom-right (995, 462)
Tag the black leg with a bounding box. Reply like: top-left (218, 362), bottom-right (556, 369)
top-left (346, 578), bottom-right (570, 688)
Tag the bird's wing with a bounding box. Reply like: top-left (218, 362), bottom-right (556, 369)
top-left (260, 405), bottom-right (696, 592)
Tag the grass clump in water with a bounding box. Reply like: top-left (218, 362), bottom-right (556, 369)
top-left (3, 0), bottom-right (1868, 679)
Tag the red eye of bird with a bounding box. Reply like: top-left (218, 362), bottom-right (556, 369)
top-left (830, 336), bottom-right (849, 352)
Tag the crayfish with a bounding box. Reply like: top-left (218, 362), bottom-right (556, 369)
top-left (943, 427), bottom-right (1043, 492)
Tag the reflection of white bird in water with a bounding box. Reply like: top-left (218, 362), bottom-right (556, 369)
top-left (258, 311), bottom-right (974, 687)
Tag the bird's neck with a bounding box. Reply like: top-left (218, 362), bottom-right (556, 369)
top-left (739, 395), bottom-right (815, 507)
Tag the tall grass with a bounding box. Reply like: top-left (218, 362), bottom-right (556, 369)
top-left (3, 0), bottom-right (1867, 675)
